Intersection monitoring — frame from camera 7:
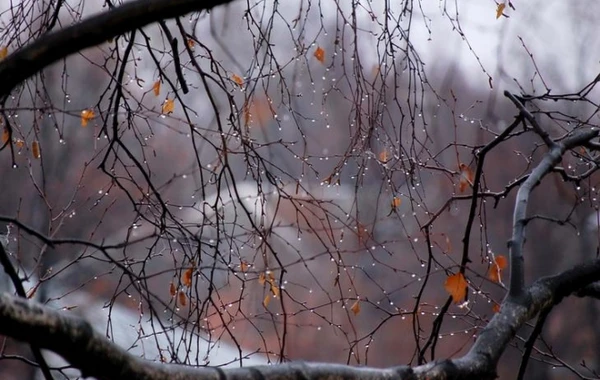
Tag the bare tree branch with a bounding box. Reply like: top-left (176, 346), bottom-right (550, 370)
top-left (504, 91), bottom-right (555, 148)
top-left (508, 126), bottom-right (599, 298)
top-left (2, 256), bottom-right (600, 380)
top-left (0, 242), bottom-right (53, 379)
top-left (0, 1), bottom-right (599, 379)
top-left (0, 0), bottom-right (235, 98)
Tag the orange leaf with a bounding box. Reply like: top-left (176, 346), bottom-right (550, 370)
top-left (169, 282), bottom-right (177, 296)
top-left (313, 46), bottom-right (325, 64)
top-left (458, 163), bottom-right (474, 193)
top-left (379, 149), bottom-right (390, 163)
top-left (240, 261), bottom-right (249, 272)
top-left (444, 272), bottom-right (467, 303)
top-left (162, 98), bottom-right (175, 114)
top-left (182, 268), bottom-right (193, 287)
top-left (356, 222), bottom-right (371, 246)
top-left (270, 283), bottom-right (280, 298)
top-left (0, 46), bottom-right (8, 60)
top-left (152, 80), bottom-right (161, 96)
top-left (243, 96), bottom-right (274, 127)
top-left (350, 300), bottom-right (361, 316)
top-left (494, 255), bottom-right (508, 269)
top-left (263, 294), bottom-right (271, 308)
top-left (187, 38), bottom-right (195, 49)
top-left (178, 291), bottom-right (187, 306)
top-left (492, 303), bottom-right (501, 313)
top-left (15, 139), bottom-right (24, 148)
top-left (496, 2), bottom-right (506, 19)
top-left (258, 272), bottom-right (266, 285)
top-left (2, 128), bottom-right (8, 144)
top-left (231, 74), bottom-right (244, 87)
top-left (31, 140), bottom-right (40, 159)
top-left (488, 263), bottom-right (501, 283)
top-left (81, 109), bottom-right (95, 127)
top-left (488, 255), bottom-right (508, 283)
top-left (391, 196), bottom-right (402, 209)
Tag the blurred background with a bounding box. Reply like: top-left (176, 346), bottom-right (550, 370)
top-left (1, 1), bottom-right (600, 379)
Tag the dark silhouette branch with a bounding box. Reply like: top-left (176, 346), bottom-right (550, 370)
top-left (0, 0), bottom-right (235, 98)
top-left (576, 283), bottom-right (600, 299)
top-left (2, 257), bottom-right (600, 380)
top-left (504, 91), bottom-right (555, 148)
top-left (0, 243), bottom-right (54, 380)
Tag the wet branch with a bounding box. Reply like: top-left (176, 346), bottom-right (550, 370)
top-left (506, 118), bottom-right (598, 299)
top-left (0, 0), bottom-right (234, 98)
top-left (2, 255), bottom-right (600, 380)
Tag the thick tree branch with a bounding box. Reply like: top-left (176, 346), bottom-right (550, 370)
top-left (2, 256), bottom-right (600, 380)
top-left (576, 282), bottom-right (600, 299)
top-left (508, 127), bottom-right (599, 298)
top-left (0, 241), bottom-right (53, 379)
top-left (0, 0), bottom-right (235, 98)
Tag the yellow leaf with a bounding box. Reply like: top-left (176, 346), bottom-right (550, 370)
top-left (314, 46), bottom-right (325, 64)
top-left (350, 300), bottom-right (361, 316)
top-left (152, 80), bottom-right (161, 96)
top-left (182, 268), bottom-right (193, 287)
top-left (81, 109), bottom-right (95, 127)
top-left (444, 272), bottom-right (467, 303)
top-left (263, 294), bottom-right (271, 308)
top-left (496, 2), bottom-right (506, 19)
top-left (231, 74), bottom-right (244, 87)
top-left (0, 46), bottom-right (8, 60)
top-left (391, 196), bottom-right (402, 209)
top-left (162, 98), bottom-right (175, 114)
top-left (31, 140), bottom-right (40, 159)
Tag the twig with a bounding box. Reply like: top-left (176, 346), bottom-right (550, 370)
top-left (0, 0), bottom-right (233, 98)
top-left (504, 91), bottom-right (555, 148)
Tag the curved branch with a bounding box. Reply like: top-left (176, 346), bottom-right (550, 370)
top-left (0, 0), bottom-right (235, 98)
top-left (2, 257), bottom-right (599, 380)
top-left (508, 129), bottom-right (599, 298)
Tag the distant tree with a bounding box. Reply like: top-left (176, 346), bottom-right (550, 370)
top-left (1, 1), bottom-right (600, 380)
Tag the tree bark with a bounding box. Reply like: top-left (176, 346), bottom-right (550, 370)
top-left (0, 0), bottom-right (235, 98)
